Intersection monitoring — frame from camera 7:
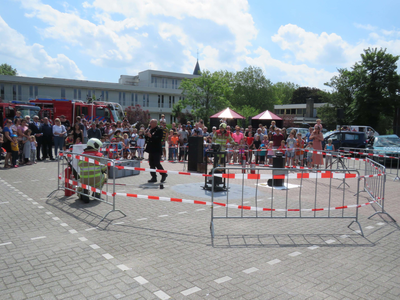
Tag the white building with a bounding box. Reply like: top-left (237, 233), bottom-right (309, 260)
top-left (274, 98), bottom-right (327, 125)
top-left (0, 63), bottom-right (201, 123)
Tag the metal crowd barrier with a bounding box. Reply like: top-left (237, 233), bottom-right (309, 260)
top-left (362, 158), bottom-right (395, 222)
top-left (339, 147), bottom-right (400, 180)
top-left (55, 150), bottom-right (126, 221)
top-left (210, 166), bottom-right (366, 243)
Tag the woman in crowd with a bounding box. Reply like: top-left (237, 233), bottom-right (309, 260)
top-left (73, 123), bottom-right (83, 144)
top-left (2, 119), bottom-right (13, 168)
top-left (310, 126), bottom-right (324, 168)
top-left (53, 118), bottom-right (67, 158)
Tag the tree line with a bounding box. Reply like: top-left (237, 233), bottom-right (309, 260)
top-left (177, 48), bottom-right (400, 135)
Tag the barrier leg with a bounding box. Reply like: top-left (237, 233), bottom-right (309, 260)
top-left (348, 220), bottom-right (364, 236)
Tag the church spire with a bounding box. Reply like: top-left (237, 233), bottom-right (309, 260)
top-left (193, 59), bottom-right (201, 75)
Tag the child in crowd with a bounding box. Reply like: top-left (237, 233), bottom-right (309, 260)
top-left (170, 132), bottom-right (179, 161)
top-left (314, 119), bottom-right (323, 131)
top-left (75, 137), bottom-right (82, 144)
top-left (30, 136), bottom-right (37, 164)
top-left (136, 132), bottom-right (145, 159)
top-left (253, 135), bottom-right (261, 164)
top-left (11, 134), bottom-right (19, 168)
top-left (259, 139), bottom-right (266, 165)
top-left (306, 142), bottom-right (313, 168)
top-left (286, 132), bottom-right (296, 167)
top-left (238, 138), bottom-right (247, 164)
top-left (130, 129), bottom-right (138, 158)
top-left (22, 128), bottom-right (32, 165)
top-left (64, 133), bottom-right (74, 151)
top-left (324, 138), bottom-right (335, 169)
top-left (167, 130), bottom-right (174, 160)
top-left (246, 131), bottom-right (254, 163)
top-left (267, 141), bottom-right (274, 165)
top-left (295, 133), bottom-right (305, 166)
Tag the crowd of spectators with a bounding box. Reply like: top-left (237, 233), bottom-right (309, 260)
top-left (0, 112), bottom-right (328, 170)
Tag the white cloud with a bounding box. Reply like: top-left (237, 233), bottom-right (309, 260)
top-left (271, 24), bottom-right (349, 66)
top-left (89, 0), bottom-right (258, 53)
top-left (246, 47), bottom-right (337, 89)
top-left (354, 23), bottom-right (377, 31)
top-left (18, 0), bottom-right (141, 67)
top-left (0, 16), bottom-right (84, 79)
top-left (158, 23), bottom-right (188, 46)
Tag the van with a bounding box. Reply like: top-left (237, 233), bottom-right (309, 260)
top-left (337, 125), bottom-right (379, 136)
top-left (323, 131), bottom-right (367, 150)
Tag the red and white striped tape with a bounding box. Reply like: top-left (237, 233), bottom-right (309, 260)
top-left (339, 149), bottom-right (400, 160)
top-left (62, 177), bottom-right (377, 212)
top-left (214, 172), bottom-right (383, 180)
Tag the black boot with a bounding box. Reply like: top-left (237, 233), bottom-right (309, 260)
top-left (148, 177), bottom-right (157, 183)
top-left (161, 173), bottom-right (168, 183)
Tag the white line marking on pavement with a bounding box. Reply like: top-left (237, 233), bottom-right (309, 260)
top-left (69, 230), bottom-right (78, 234)
top-left (308, 245), bottom-right (319, 250)
top-left (268, 259), bottom-right (281, 265)
top-left (355, 230), bottom-right (361, 234)
top-left (289, 252), bottom-right (302, 257)
top-left (178, 211), bottom-right (187, 214)
top-left (0, 202), bottom-right (10, 204)
top-left (45, 212), bottom-right (53, 215)
top-left (40, 198), bottom-right (48, 200)
top-left (154, 291), bottom-right (170, 300)
top-left (134, 276), bottom-right (149, 285)
top-left (181, 287), bottom-right (201, 296)
top-left (18, 192), bottom-right (23, 194)
top-left (37, 206), bottom-right (44, 209)
top-left (60, 223), bottom-right (68, 227)
top-left (31, 202), bottom-right (38, 205)
top-left (22, 195), bottom-right (28, 197)
top-left (52, 217), bottom-right (60, 221)
top-left (31, 236), bottom-right (46, 240)
top-left (196, 209), bottom-right (205, 211)
top-left (377, 222), bottom-right (385, 226)
top-left (90, 244), bottom-right (100, 249)
top-left (31, 180), bottom-right (39, 182)
top-left (365, 226), bottom-right (374, 229)
top-left (136, 218), bottom-right (147, 221)
top-left (0, 242), bottom-right (12, 246)
top-left (243, 267), bottom-right (258, 274)
top-left (85, 228), bottom-right (97, 231)
top-left (27, 198), bottom-right (33, 200)
top-left (158, 215), bottom-right (168, 217)
top-left (103, 253), bottom-right (114, 260)
top-left (340, 235), bottom-right (349, 238)
top-left (325, 240), bottom-right (336, 244)
top-left (13, 181), bottom-right (22, 183)
top-left (48, 178), bottom-right (56, 181)
top-left (214, 276), bottom-right (232, 284)
top-left (78, 237), bottom-right (88, 242)
top-left (113, 222), bottom-right (124, 225)
top-left (243, 201), bottom-right (250, 204)
top-left (117, 264), bottom-right (131, 271)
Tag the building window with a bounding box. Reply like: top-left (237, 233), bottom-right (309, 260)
top-left (35, 86), bottom-right (38, 98)
top-left (74, 89), bottom-right (82, 99)
top-left (29, 86), bottom-right (34, 98)
top-left (0, 84), bottom-right (4, 100)
top-left (87, 90), bottom-right (92, 100)
top-left (18, 85), bottom-right (22, 100)
top-left (12, 85), bottom-right (17, 100)
top-left (105, 91), bottom-right (108, 101)
top-left (143, 94), bottom-right (146, 107)
top-left (122, 92), bottom-right (126, 106)
top-left (153, 77), bottom-right (157, 87)
top-left (158, 95), bottom-right (161, 108)
top-left (146, 94), bottom-right (149, 107)
top-left (61, 88), bottom-right (66, 99)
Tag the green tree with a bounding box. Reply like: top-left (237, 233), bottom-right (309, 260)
top-left (124, 105), bottom-right (150, 127)
top-left (179, 69), bottom-right (233, 127)
top-left (271, 82), bottom-right (299, 105)
top-left (231, 66), bottom-right (273, 111)
top-left (290, 87), bottom-right (329, 104)
top-left (0, 63), bottom-right (17, 76)
top-left (351, 48), bottom-right (400, 134)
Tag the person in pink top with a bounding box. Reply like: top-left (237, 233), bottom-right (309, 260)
top-left (232, 125), bottom-right (243, 163)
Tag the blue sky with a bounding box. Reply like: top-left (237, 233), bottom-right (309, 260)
top-left (1, 0), bottom-right (399, 89)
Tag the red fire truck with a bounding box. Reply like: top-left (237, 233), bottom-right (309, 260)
top-left (29, 98), bottom-right (125, 124)
top-left (0, 101), bottom-right (41, 126)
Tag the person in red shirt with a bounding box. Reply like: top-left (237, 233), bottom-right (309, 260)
top-left (246, 131), bottom-right (254, 163)
top-left (272, 128), bottom-right (284, 148)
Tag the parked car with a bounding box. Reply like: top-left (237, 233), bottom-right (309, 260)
top-left (322, 131), bottom-right (367, 150)
top-left (287, 127), bottom-right (310, 138)
top-left (366, 134), bottom-right (400, 165)
top-left (338, 125), bottom-right (379, 136)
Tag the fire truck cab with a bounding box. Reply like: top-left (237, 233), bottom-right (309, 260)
top-left (0, 101), bottom-right (41, 126)
top-left (29, 98), bottom-right (125, 124)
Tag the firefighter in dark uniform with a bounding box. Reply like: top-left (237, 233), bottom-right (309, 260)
top-left (145, 119), bottom-right (167, 183)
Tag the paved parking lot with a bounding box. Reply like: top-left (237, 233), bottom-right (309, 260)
top-left (0, 158), bottom-right (399, 299)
